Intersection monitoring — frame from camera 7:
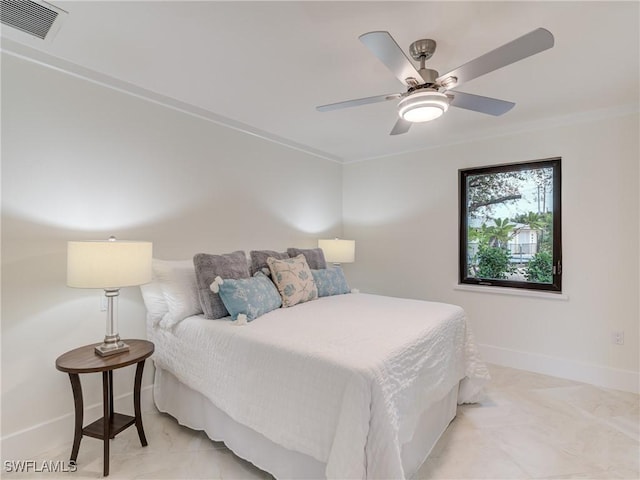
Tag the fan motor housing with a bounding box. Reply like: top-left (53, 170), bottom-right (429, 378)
top-left (418, 68), bottom-right (439, 85)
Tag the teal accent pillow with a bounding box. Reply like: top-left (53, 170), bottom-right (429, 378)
top-left (312, 267), bottom-right (350, 297)
top-left (217, 272), bottom-right (282, 321)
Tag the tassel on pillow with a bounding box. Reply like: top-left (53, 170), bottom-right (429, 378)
top-left (236, 313), bottom-right (248, 326)
top-left (209, 276), bottom-right (224, 293)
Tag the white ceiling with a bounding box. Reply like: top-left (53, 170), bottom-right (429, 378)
top-left (2, 1), bottom-right (638, 163)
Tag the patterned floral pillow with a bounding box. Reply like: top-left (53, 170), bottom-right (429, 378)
top-left (311, 267), bottom-right (350, 297)
top-left (215, 272), bottom-right (282, 322)
top-left (267, 254), bottom-right (318, 307)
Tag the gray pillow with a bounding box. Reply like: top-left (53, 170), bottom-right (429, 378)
top-left (287, 247), bottom-right (327, 270)
top-left (193, 251), bottom-right (250, 319)
top-left (249, 250), bottom-right (290, 276)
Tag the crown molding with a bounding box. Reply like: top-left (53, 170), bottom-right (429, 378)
top-left (0, 38), bottom-right (344, 164)
top-left (3, 38), bottom-right (637, 166)
top-left (346, 103), bottom-right (639, 164)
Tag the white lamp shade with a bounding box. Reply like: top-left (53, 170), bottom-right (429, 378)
top-left (67, 239), bottom-right (153, 289)
top-left (318, 239), bottom-right (355, 264)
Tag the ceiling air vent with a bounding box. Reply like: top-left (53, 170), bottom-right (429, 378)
top-left (1, 0), bottom-right (67, 41)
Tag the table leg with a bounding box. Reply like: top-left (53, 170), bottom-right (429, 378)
top-left (133, 360), bottom-right (148, 447)
top-left (68, 374), bottom-right (83, 465)
top-left (108, 370), bottom-right (114, 434)
top-left (102, 371), bottom-right (110, 476)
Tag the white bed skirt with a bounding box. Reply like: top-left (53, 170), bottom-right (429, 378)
top-left (153, 365), bottom-right (459, 479)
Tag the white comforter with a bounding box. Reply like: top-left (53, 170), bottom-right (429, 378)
top-left (150, 293), bottom-right (489, 479)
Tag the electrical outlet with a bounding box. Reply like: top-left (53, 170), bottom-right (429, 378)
top-left (612, 331), bottom-right (624, 345)
top-left (100, 295), bottom-right (108, 312)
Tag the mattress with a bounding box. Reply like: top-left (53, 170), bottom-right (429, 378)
top-left (148, 293), bottom-right (489, 479)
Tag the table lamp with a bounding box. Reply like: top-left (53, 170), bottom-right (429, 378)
top-left (67, 236), bottom-right (152, 356)
top-left (318, 238), bottom-right (355, 266)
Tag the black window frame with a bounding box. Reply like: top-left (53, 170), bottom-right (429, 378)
top-left (459, 157), bottom-right (562, 293)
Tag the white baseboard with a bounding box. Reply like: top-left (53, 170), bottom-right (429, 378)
top-left (479, 343), bottom-right (640, 394)
top-left (0, 385), bottom-right (155, 462)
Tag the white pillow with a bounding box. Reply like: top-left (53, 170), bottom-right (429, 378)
top-left (153, 259), bottom-right (202, 328)
top-left (140, 281), bottom-right (168, 327)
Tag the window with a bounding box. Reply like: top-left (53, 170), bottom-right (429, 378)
top-left (459, 158), bottom-right (562, 292)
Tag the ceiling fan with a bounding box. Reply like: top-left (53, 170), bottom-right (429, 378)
top-left (317, 28), bottom-right (554, 135)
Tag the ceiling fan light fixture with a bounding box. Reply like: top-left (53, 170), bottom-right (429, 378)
top-left (398, 91), bottom-right (450, 123)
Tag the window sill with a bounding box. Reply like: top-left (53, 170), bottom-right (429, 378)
top-left (454, 284), bottom-right (569, 300)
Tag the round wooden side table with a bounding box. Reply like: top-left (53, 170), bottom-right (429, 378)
top-left (55, 339), bottom-right (154, 477)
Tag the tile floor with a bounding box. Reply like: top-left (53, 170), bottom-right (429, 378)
top-left (5, 364), bottom-right (639, 479)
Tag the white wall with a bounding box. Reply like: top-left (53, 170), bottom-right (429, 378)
top-left (343, 112), bottom-right (639, 392)
top-left (1, 54), bottom-right (343, 458)
top-left (2, 49), bottom-right (638, 462)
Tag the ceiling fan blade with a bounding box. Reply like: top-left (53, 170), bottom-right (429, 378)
top-left (449, 91), bottom-right (515, 116)
top-left (359, 31), bottom-right (422, 86)
top-left (390, 118), bottom-right (412, 135)
top-left (316, 93), bottom-right (401, 112)
top-left (437, 28), bottom-right (554, 88)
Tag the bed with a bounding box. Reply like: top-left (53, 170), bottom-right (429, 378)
top-left (141, 256), bottom-right (489, 479)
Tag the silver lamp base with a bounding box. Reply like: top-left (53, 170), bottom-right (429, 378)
top-left (95, 336), bottom-right (130, 357)
top-left (95, 288), bottom-right (129, 356)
